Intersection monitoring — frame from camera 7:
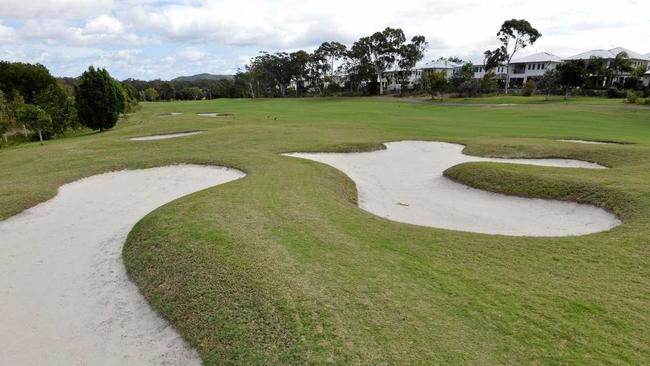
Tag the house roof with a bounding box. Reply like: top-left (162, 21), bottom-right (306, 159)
top-left (416, 59), bottom-right (462, 70)
top-left (566, 47), bottom-right (650, 61)
top-left (511, 52), bottom-right (563, 64)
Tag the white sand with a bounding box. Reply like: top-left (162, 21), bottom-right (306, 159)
top-left (197, 113), bottom-right (231, 117)
top-left (286, 141), bottom-right (620, 236)
top-left (129, 131), bottom-right (204, 141)
top-left (0, 165), bottom-right (245, 365)
top-left (159, 112), bottom-right (184, 117)
top-left (558, 139), bottom-right (612, 145)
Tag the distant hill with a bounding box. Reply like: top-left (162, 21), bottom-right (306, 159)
top-left (171, 73), bottom-right (233, 82)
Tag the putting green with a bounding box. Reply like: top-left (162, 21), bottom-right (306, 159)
top-left (1, 97), bottom-right (649, 365)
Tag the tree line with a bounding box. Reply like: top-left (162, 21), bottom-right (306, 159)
top-left (1, 62), bottom-right (137, 146)
top-left (119, 27), bottom-right (427, 100)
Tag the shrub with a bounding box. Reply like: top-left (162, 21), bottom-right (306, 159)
top-left (75, 66), bottom-right (124, 131)
top-left (458, 79), bottom-right (480, 97)
top-left (17, 104), bottom-right (52, 145)
top-left (626, 90), bottom-right (638, 104)
top-left (522, 80), bottom-right (536, 96)
top-left (607, 87), bottom-right (624, 98)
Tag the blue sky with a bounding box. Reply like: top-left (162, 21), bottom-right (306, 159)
top-left (0, 0), bottom-right (648, 80)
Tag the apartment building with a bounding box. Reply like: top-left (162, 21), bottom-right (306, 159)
top-left (565, 47), bottom-right (650, 85)
top-left (379, 46), bottom-right (649, 91)
top-left (469, 52), bottom-right (562, 86)
top-left (381, 59), bottom-right (461, 91)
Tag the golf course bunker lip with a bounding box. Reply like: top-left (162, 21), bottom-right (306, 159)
top-left (558, 139), bottom-right (619, 145)
top-left (129, 130), bottom-right (205, 141)
top-left (0, 164), bottom-right (245, 365)
top-left (285, 141), bottom-right (620, 237)
top-left (197, 112), bottom-right (234, 117)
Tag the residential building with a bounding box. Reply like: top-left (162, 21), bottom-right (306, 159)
top-left (508, 52), bottom-right (563, 85)
top-left (378, 46), bottom-right (649, 92)
top-left (458, 52), bottom-right (561, 87)
top-left (565, 47), bottom-right (650, 85)
top-left (381, 59), bottom-right (460, 91)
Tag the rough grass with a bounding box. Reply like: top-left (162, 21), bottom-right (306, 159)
top-left (1, 97), bottom-right (650, 364)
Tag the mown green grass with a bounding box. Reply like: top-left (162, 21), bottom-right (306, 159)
top-left (437, 95), bottom-right (629, 105)
top-left (1, 97), bottom-right (649, 364)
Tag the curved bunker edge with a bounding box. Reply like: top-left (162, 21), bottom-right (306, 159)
top-left (283, 140), bottom-right (621, 237)
top-left (0, 164), bottom-right (245, 365)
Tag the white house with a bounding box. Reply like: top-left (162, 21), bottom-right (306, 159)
top-left (565, 47), bottom-right (650, 85)
top-left (467, 52), bottom-right (562, 86)
top-left (508, 52), bottom-right (563, 84)
top-left (381, 59), bottom-right (460, 91)
top-left (379, 47), bottom-right (650, 92)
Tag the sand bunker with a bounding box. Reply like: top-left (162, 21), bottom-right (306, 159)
top-left (197, 112), bottom-right (233, 117)
top-left (0, 165), bottom-right (245, 365)
top-left (286, 141), bottom-right (619, 236)
top-left (129, 130), bottom-right (204, 141)
top-left (159, 112), bottom-right (184, 116)
top-left (558, 139), bottom-right (614, 145)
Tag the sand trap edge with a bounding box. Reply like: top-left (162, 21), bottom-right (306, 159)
top-left (128, 130), bottom-right (205, 141)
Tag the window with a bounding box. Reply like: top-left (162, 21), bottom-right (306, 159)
top-left (541, 64), bottom-right (545, 70)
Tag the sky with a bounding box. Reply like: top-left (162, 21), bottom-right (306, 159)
top-left (0, 0), bottom-right (648, 80)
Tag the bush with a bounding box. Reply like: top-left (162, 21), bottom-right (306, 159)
top-left (626, 90), bottom-right (638, 104)
top-left (607, 87), bottom-right (625, 98)
top-left (458, 79), bottom-right (480, 97)
top-left (75, 66), bottom-right (124, 131)
top-left (522, 80), bottom-right (536, 96)
top-left (17, 104), bottom-right (52, 144)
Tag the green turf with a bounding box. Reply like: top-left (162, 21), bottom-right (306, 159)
top-left (1, 97), bottom-right (649, 364)
top-left (432, 95), bottom-right (631, 105)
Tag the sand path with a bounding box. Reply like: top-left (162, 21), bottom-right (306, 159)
top-left (0, 165), bottom-right (244, 365)
top-left (286, 141), bottom-right (620, 236)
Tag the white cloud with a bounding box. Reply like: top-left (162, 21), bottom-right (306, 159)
top-left (0, 22), bottom-right (16, 42)
top-left (1, 0), bottom-right (649, 79)
top-left (84, 15), bottom-right (124, 34)
top-left (0, 0), bottom-right (114, 19)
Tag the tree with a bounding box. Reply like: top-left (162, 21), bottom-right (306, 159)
top-left (537, 69), bottom-right (560, 100)
top-left (483, 49), bottom-right (504, 73)
top-left (522, 79), bottom-right (536, 96)
top-left (35, 84), bottom-right (75, 137)
top-left (491, 19), bottom-right (542, 94)
top-left (75, 66), bottom-right (124, 131)
top-left (120, 82), bottom-right (139, 112)
top-left (179, 86), bottom-right (204, 100)
top-left (624, 65), bottom-right (647, 90)
top-left (422, 71), bottom-right (448, 99)
top-left (557, 60), bottom-right (587, 99)
top-left (585, 57), bottom-right (610, 88)
top-left (0, 62), bottom-right (57, 103)
top-left (158, 82), bottom-right (175, 100)
top-left (0, 90), bottom-right (9, 142)
top-left (397, 35), bottom-right (427, 93)
top-left (608, 52), bottom-right (633, 87)
top-left (345, 40), bottom-right (376, 92)
top-left (355, 27), bottom-right (407, 95)
top-left (17, 104), bottom-right (51, 145)
top-left (449, 62), bottom-right (475, 90)
top-left (289, 50), bottom-right (311, 95)
top-left (315, 42), bottom-right (347, 77)
top-left (144, 87), bottom-right (159, 101)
